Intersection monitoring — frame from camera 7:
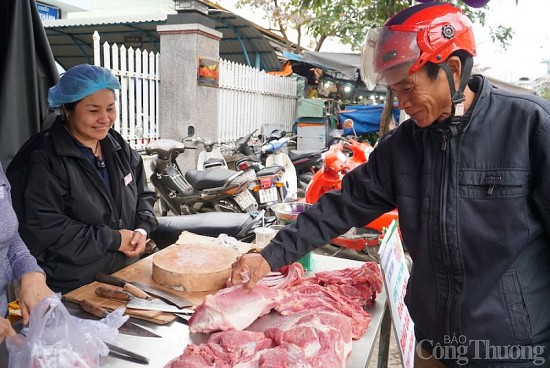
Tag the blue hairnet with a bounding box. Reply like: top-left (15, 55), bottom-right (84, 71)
top-left (48, 64), bottom-right (121, 108)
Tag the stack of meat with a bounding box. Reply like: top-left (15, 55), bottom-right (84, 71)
top-left (166, 262), bottom-right (383, 368)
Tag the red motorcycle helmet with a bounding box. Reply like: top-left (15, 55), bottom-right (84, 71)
top-left (361, 2), bottom-right (476, 89)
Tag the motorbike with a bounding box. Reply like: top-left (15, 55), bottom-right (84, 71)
top-left (288, 148), bottom-right (324, 190)
top-left (150, 211), bottom-right (273, 249)
top-left (261, 130), bottom-right (298, 201)
top-left (231, 130), bottom-right (286, 213)
top-left (184, 133), bottom-right (230, 171)
top-left (144, 136), bottom-right (258, 216)
top-left (304, 119), bottom-right (398, 258)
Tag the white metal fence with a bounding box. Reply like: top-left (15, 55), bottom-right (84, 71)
top-left (93, 31), bottom-right (160, 150)
top-left (217, 59), bottom-right (297, 142)
top-left (93, 32), bottom-right (297, 148)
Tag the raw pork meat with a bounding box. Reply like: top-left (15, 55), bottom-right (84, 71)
top-left (262, 310), bottom-right (352, 368)
top-left (189, 284), bottom-right (283, 333)
top-left (276, 283), bottom-right (371, 339)
top-left (312, 262), bottom-right (383, 305)
top-left (168, 311), bottom-right (352, 368)
top-left (166, 330), bottom-right (272, 368)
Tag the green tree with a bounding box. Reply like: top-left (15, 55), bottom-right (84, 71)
top-left (235, 0), bottom-right (311, 53)
top-left (236, 0), bottom-right (514, 135)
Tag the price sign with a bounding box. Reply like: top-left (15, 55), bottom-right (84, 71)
top-left (378, 220), bottom-right (415, 368)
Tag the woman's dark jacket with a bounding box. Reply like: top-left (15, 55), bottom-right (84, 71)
top-left (262, 75), bottom-right (550, 366)
top-left (7, 117), bottom-right (157, 293)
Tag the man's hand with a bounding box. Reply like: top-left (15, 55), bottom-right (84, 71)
top-left (18, 272), bottom-right (54, 325)
top-left (230, 253), bottom-right (271, 290)
top-left (118, 229), bottom-right (146, 258)
top-left (0, 318), bottom-right (16, 344)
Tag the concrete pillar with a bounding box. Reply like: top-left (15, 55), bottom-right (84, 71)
top-left (157, 20), bottom-right (222, 172)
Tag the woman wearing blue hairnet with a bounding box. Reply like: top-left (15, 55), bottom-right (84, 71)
top-left (6, 64), bottom-right (158, 293)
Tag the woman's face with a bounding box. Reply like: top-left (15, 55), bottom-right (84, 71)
top-left (65, 88), bottom-right (117, 145)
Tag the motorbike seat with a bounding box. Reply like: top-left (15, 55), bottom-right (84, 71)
top-left (289, 150), bottom-right (321, 161)
top-left (152, 212), bottom-right (267, 249)
top-left (256, 165), bottom-right (285, 177)
top-left (203, 158), bottom-right (226, 169)
top-left (185, 168), bottom-right (239, 190)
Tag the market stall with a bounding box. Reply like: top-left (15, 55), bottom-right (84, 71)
top-left (0, 232), bottom-right (388, 368)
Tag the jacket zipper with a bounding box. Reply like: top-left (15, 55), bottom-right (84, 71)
top-left (439, 129), bottom-right (456, 337)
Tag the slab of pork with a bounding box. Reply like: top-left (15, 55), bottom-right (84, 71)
top-left (188, 284), bottom-right (283, 333)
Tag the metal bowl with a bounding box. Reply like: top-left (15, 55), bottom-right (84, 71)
top-left (270, 202), bottom-right (312, 224)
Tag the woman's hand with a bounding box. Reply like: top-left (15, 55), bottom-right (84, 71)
top-left (118, 229), bottom-right (146, 258)
top-left (18, 272), bottom-right (54, 325)
top-left (0, 318), bottom-right (16, 344)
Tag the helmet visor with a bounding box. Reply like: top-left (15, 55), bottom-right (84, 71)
top-left (361, 27), bottom-right (420, 89)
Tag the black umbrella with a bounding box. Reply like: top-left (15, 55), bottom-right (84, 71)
top-left (0, 0), bottom-right (58, 168)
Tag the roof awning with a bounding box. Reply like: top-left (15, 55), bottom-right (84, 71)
top-left (43, 10), bottom-right (282, 72)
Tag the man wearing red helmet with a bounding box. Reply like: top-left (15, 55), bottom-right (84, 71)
top-left (231, 2), bottom-right (550, 366)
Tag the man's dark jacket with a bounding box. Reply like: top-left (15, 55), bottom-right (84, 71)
top-left (7, 118), bottom-right (157, 293)
top-left (262, 75), bottom-right (550, 366)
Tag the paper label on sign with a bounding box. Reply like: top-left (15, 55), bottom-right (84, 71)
top-left (124, 173), bottom-right (133, 186)
top-left (378, 220), bottom-right (415, 368)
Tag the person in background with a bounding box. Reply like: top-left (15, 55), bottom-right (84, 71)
top-left (230, 3), bottom-right (550, 367)
top-left (1, 164), bottom-right (53, 343)
top-left (7, 64), bottom-right (158, 294)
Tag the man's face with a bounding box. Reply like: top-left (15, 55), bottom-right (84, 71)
top-left (388, 67), bottom-right (452, 128)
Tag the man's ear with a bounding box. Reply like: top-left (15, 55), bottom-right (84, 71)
top-left (446, 56), bottom-right (462, 85)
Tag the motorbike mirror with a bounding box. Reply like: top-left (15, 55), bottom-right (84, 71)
top-left (343, 119), bottom-right (354, 130)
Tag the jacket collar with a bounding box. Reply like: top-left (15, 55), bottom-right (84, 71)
top-left (423, 74), bottom-right (489, 133)
top-left (49, 117), bottom-right (121, 157)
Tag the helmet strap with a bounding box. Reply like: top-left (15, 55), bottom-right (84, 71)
top-left (439, 56), bottom-right (473, 119)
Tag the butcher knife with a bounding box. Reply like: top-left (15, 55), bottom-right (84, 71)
top-left (128, 281), bottom-right (194, 308)
top-left (80, 299), bottom-right (162, 338)
top-left (127, 298), bottom-right (195, 314)
top-left (105, 342), bottom-right (150, 364)
top-left (95, 273), bottom-right (193, 308)
top-left (95, 273), bottom-right (153, 300)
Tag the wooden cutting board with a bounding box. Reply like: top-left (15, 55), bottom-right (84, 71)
top-left (152, 243), bottom-right (240, 292)
top-left (64, 231), bottom-right (253, 324)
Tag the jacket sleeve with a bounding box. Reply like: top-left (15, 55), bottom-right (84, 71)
top-left (129, 147), bottom-right (158, 236)
top-left (529, 105), bottom-right (550, 234)
top-left (17, 156), bottom-right (122, 265)
top-left (261, 144), bottom-right (396, 271)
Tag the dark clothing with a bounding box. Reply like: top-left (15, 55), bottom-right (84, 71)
top-left (262, 75), bottom-right (550, 366)
top-left (7, 117), bottom-right (157, 293)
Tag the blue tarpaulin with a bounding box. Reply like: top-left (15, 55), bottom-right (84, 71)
top-left (339, 104), bottom-right (400, 134)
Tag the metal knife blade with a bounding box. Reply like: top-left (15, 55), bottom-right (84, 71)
top-left (118, 321), bottom-right (162, 338)
top-left (128, 281), bottom-right (194, 308)
top-left (127, 297), bottom-right (195, 314)
top-left (105, 342), bottom-right (150, 364)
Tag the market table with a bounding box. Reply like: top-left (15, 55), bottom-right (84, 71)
top-left (0, 253), bottom-right (388, 368)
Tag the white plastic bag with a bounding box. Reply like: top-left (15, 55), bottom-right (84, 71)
top-left (5, 294), bottom-right (125, 368)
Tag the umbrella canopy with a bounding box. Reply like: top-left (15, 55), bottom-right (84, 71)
top-left (0, 0), bottom-right (58, 167)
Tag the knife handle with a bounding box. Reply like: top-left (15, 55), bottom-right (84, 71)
top-left (95, 285), bottom-right (133, 301)
top-left (95, 273), bottom-right (151, 300)
top-left (123, 283), bottom-right (151, 300)
top-left (95, 273), bottom-right (126, 287)
top-left (81, 299), bottom-right (108, 318)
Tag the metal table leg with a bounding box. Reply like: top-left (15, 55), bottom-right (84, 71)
top-left (377, 303), bottom-right (392, 368)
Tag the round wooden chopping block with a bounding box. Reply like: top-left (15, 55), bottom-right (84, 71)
top-left (152, 243), bottom-right (240, 292)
